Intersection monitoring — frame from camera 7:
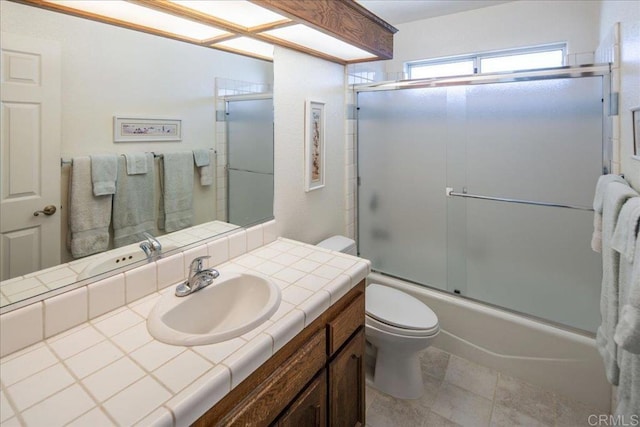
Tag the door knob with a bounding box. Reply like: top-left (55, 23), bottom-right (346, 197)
top-left (33, 205), bottom-right (57, 216)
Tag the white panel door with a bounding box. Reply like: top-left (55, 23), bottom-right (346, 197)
top-left (1, 33), bottom-right (61, 280)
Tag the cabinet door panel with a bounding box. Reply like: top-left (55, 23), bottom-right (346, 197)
top-left (277, 371), bottom-right (327, 427)
top-left (329, 329), bottom-right (365, 427)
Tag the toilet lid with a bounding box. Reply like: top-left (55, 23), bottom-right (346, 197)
top-left (366, 284), bottom-right (438, 330)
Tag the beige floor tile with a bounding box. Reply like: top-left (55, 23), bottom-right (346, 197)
top-left (432, 382), bottom-right (493, 427)
top-left (424, 410), bottom-right (463, 426)
top-left (444, 355), bottom-right (498, 400)
top-left (556, 394), bottom-right (604, 426)
top-left (490, 403), bottom-right (552, 427)
top-left (494, 374), bottom-right (556, 426)
top-left (367, 394), bottom-right (430, 427)
top-left (420, 346), bottom-right (450, 381)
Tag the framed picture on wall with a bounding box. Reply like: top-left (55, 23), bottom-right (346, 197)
top-left (304, 100), bottom-right (325, 192)
top-left (633, 107), bottom-right (640, 158)
top-left (114, 116), bottom-right (182, 142)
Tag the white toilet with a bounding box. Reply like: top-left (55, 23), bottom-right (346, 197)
top-left (316, 236), bottom-right (440, 400)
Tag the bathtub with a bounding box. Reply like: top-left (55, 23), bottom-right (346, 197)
top-left (367, 272), bottom-right (612, 413)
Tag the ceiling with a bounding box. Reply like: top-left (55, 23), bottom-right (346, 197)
top-left (357, 0), bottom-right (514, 25)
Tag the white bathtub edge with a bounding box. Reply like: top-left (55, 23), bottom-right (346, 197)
top-left (367, 272), bottom-right (612, 413)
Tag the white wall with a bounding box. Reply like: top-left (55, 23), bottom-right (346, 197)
top-left (273, 47), bottom-right (346, 244)
top-left (599, 2), bottom-right (640, 188)
top-left (384, 0), bottom-right (601, 76)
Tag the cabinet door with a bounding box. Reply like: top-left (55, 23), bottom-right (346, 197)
top-left (277, 371), bottom-right (327, 427)
top-left (329, 329), bottom-right (365, 427)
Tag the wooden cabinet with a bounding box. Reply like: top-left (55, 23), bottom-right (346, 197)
top-left (194, 281), bottom-right (365, 427)
top-left (329, 330), bottom-right (365, 427)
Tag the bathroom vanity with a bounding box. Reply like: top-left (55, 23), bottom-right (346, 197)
top-left (196, 281), bottom-right (365, 426)
top-left (0, 228), bottom-right (370, 427)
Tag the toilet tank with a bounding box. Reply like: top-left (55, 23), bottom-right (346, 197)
top-left (316, 235), bottom-right (357, 256)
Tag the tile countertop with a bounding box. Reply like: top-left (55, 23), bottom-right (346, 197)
top-left (0, 238), bottom-right (371, 427)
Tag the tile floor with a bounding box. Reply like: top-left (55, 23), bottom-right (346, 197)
top-left (365, 346), bottom-right (607, 427)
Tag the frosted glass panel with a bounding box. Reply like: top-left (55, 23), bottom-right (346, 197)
top-left (227, 98), bottom-right (273, 174)
top-left (463, 77), bottom-right (603, 207)
top-left (357, 74), bottom-right (604, 332)
top-left (358, 88), bottom-right (448, 290)
top-left (227, 97), bottom-right (273, 226)
top-left (464, 201), bottom-right (602, 331)
top-left (228, 169), bottom-right (273, 226)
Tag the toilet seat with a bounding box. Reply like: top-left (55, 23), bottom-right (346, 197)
top-left (366, 314), bottom-right (439, 337)
top-left (366, 284), bottom-right (439, 335)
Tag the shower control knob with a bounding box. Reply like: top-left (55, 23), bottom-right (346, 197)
top-left (33, 205), bottom-right (57, 216)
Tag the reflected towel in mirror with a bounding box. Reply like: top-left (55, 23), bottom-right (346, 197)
top-left (90, 154), bottom-right (118, 196)
top-left (158, 151), bottom-right (194, 232)
top-left (68, 156), bottom-right (112, 257)
top-left (113, 153), bottom-right (155, 247)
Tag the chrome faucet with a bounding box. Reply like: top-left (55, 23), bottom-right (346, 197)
top-left (175, 256), bottom-right (220, 297)
top-left (140, 232), bottom-right (162, 260)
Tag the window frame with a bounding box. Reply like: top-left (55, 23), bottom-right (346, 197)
top-left (405, 43), bottom-right (567, 79)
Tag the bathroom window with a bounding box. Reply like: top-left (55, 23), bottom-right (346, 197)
top-left (406, 44), bottom-right (566, 79)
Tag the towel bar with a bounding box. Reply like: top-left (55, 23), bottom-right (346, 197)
top-left (446, 188), bottom-right (594, 212)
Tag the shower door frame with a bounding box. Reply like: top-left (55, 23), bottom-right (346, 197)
top-left (355, 64), bottom-right (613, 334)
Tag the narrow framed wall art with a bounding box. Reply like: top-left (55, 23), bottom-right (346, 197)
top-left (114, 116), bottom-right (182, 142)
top-left (304, 100), bottom-right (325, 191)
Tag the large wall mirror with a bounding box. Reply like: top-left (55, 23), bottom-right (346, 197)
top-left (0, 1), bottom-right (274, 310)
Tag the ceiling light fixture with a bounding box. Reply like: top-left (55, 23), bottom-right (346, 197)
top-left (14, 0), bottom-right (397, 63)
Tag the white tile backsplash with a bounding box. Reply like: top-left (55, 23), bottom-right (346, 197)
top-left (44, 286), bottom-right (88, 338)
top-left (0, 302), bottom-right (43, 357)
top-left (228, 230), bottom-right (248, 258)
top-left (156, 252), bottom-right (185, 290)
top-left (246, 224), bottom-right (264, 251)
top-left (88, 274), bottom-right (126, 318)
top-left (124, 263), bottom-right (158, 304)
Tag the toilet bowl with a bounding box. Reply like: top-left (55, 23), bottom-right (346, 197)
top-left (365, 283), bottom-right (439, 399)
top-left (316, 236), bottom-right (440, 400)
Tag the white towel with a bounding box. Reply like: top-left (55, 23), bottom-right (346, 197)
top-left (158, 151), bottom-right (193, 232)
top-left (613, 201), bottom-right (640, 416)
top-left (614, 197), bottom-right (640, 351)
top-left (113, 154), bottom-right (155, 247)
top-left (124, 152), bottom-right (148, 175)
top-left (192, 149), bottom-right (210, 167)
top-left (596, 181), bottom-right (639, 385)
top-left (196, 150), bottom-right (215, 186)
top-left (90, 154), bottom-right (118, 196)
top-left (67, 157), bottom-right (112, 258)
top-left (593, 174), bottom-right (628, 252)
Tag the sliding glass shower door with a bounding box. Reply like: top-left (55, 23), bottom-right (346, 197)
top-left (358, 73), bottom-right (604, 332)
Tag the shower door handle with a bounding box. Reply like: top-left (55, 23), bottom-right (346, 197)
top-left (446, 188), bottom-right (593, 211)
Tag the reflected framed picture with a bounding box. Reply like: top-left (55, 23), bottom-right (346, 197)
top-left (633, 107), bottom-right (640, 158)
top-left (114, 116), bottom-right (182, 142)
top-left (304, 100), bottom-right (325, 192)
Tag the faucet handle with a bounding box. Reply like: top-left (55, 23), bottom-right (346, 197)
top-left (189, 256), bottom-right (211, 273)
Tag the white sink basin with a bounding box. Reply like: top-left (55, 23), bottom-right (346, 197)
top-left (76, 244), bottom-right (178, 280)
top-left (147, 272), bottom-right (281, 346)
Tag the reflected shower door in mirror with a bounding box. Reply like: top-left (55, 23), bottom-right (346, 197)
top-left (0, 1), bottom-right (274, 310)
top-left (226, 96), bottom-right (274, 227)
